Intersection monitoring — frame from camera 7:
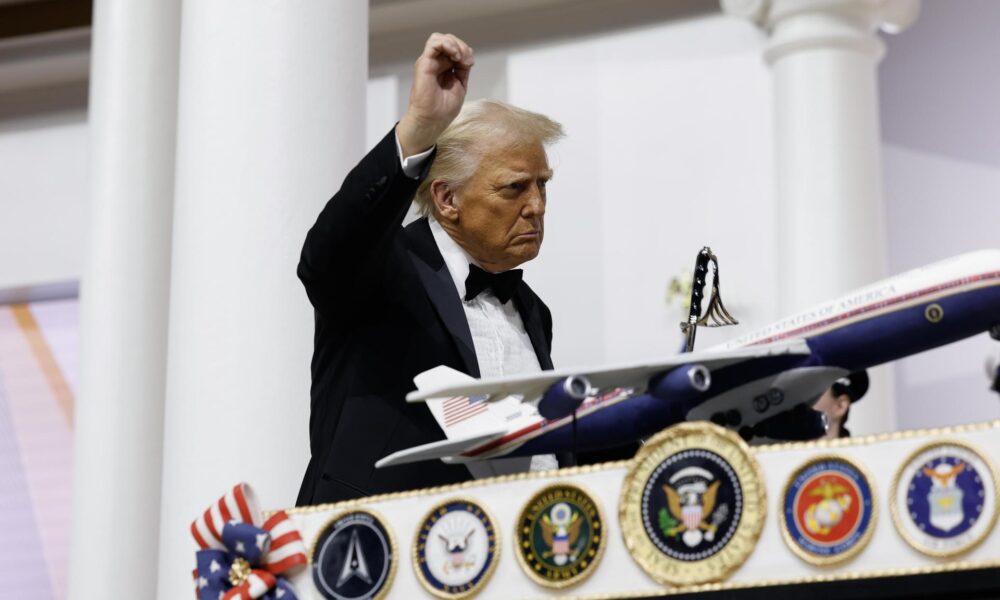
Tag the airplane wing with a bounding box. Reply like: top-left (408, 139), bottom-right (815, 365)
top-left (374, 429), bottom-right (506, 468)
top-left (406, 338), bottom-right (810, 403)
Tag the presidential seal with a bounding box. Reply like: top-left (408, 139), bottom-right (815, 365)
top-left (891, 440), bottom-right (999, 558)
top-left (780, 455), bottom-right (877, 566)
top-left (311, 509), bottom-right (397, 600)
top-left (620, 422), bottom-right (765, 586)
top-left (413, 498), bottom-right (499, 599)
top-left (514, 483), bottom-right (606, 589)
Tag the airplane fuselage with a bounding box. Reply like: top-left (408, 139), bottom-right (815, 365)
top-left (459, 250), bottom-right (1000, 460)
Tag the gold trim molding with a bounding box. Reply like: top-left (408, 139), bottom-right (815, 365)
top-left (284, 461), bottom-right (630, 516)
top-left (284, 420), bottom-right (1000, 518)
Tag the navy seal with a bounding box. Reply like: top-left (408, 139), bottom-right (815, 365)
top-left (413, 498), bottom-right (499, 599)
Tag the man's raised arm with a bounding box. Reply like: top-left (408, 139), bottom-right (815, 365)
top-left (397, 33), bottom-right (473, 156)
top-left (297, 33), bottom-right (475, 295)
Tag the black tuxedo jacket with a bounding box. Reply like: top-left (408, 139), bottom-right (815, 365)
top-left (296, 128), bottom-right (555, 505)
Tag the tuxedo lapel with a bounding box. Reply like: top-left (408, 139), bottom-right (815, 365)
top-left (405, 219), bottom-right (481, 378)
top-left (514, 285), bottom-right (554, 371)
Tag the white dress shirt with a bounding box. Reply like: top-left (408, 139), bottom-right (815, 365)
top-left (428, 218), bottom-right (541, 379)
top-left (398, 134), bottom-right (559, 475)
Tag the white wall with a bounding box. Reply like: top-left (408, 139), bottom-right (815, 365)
top-left (2, 3), bottom-right (999, 434)
top-left (880, 0), bottom-right (1000, 429)
top-left (370, 16), bottom-right (776, 369)
top-left (882, 144), bottom-right (1000, 429)
top-left (0, 111), bottom-right (87, 290)
top-left (509, 17), bottom-right (776, 367)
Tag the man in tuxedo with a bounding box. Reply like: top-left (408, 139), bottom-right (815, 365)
top-left (296, 33), bottom-right (569, 505)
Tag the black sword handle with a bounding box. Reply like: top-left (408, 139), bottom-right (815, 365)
top-left (689, 247), bottom-right (712, 323)
top-left (685, 247), bottom-right (712, 351)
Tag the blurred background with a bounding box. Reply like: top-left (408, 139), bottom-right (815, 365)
top-left (1, 0), bottom-right (999, 598)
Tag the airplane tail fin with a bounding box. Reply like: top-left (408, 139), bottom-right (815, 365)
top-left (414, 366), bottom-right (506, 440)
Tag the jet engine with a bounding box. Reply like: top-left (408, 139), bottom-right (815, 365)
top-left (537, 375), bottom-right (593, 420)
top-left (648, 364), bottom-right (711, 404)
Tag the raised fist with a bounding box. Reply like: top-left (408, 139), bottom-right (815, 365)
top-left (397, 33), bottom-right (474, 157)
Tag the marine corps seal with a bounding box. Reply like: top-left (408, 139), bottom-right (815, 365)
top-left (780, 455), bottom-right (877, 566)
top-left (891, 440), bottom-right (999, 558)
top-left (413, 498), bottom-right (499, 599)
top-left (311, 509), bottom-right (397, 600)
top-left (620, 422), bottom-right (765, 586)
top-left (514, 483), bottom-right (606, 589)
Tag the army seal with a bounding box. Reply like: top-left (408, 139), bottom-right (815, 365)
top-left (891, 440), bottom-right (999, 558)
top-left (413, 498), bottom-right (500, 599)
top-left (620, 422), bottom-right (765, 586)
top-left (311, 509), bottom-right (397, 600)
top-left (780, 455), bottom-right (877, 566)
top-left (514, 482), bottom-right (606, 589)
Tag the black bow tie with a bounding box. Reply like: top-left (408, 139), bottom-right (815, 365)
top-left (464, 264), bottom-right (523, 304)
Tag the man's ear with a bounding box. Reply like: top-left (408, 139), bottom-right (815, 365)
top-left (430, 180), bottom-right (459, 222)
top-left (833, 394), bottom-right (851, 419)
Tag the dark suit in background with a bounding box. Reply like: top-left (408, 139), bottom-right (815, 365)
top-left (296, 128), bottom-right (554, 505)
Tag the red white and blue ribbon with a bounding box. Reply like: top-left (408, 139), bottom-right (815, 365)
top-left (191, 483), bottom-right (307, 600)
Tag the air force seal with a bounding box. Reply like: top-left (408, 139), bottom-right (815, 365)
top-left (514, 483), bottom-right (606, 589)
top-left (892, 440), bottom-right (999, 557)
top-left (413, 498), bottom-right (499, 599)
top-left (311, 509), bottom-right (397, 600)
top-left (781, 456), bottom-right (877, 565)
top-left (620, 422), bottom-right (765, 586)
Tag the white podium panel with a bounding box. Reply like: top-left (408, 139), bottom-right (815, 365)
top-left (191, 420), bottom-right (1000, 599)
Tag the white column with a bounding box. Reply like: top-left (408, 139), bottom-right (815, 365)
top-left (723, 0), bottom-right (919, 312)
top-left (155, 2), bottom-right (368, 598)
top-left (70, 0), bottom-right (180, 598)
top-left (721, 0), bottom-right (919, 434)
top-left (722, 0), bottom-right (920, 433)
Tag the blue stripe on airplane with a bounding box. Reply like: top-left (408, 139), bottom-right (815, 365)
top-left (507, 283), bottom-right (1000, 456)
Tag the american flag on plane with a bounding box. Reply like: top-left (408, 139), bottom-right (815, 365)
top-left (443, 394), bottom-right (489, 426)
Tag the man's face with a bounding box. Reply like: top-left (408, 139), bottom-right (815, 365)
top-left (446, 139), bottom-right (551, 272)
top-left (814, 388), bottom-right (849, 439)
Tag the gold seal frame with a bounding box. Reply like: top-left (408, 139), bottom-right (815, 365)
top-left (411, 496), bottom-right (501, 600)
top-left (513, 481), bottom-right (608, 590)
top-left (309, 507), bottom-right (399, 600)
top-left (890, 439), bottom-right (1000, 559)
top-left (778, 454), bottom-right (879, 567)
top-left (619, 422), bottom-right (767, 586)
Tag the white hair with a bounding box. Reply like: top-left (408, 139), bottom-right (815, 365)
top-left (413, 99), bottom-right (564, 216)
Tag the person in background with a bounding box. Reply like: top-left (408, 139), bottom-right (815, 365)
top-left (813, 370), bottom-right (869, 439)
top-left (988, 355), bottom-right (1000, 395)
